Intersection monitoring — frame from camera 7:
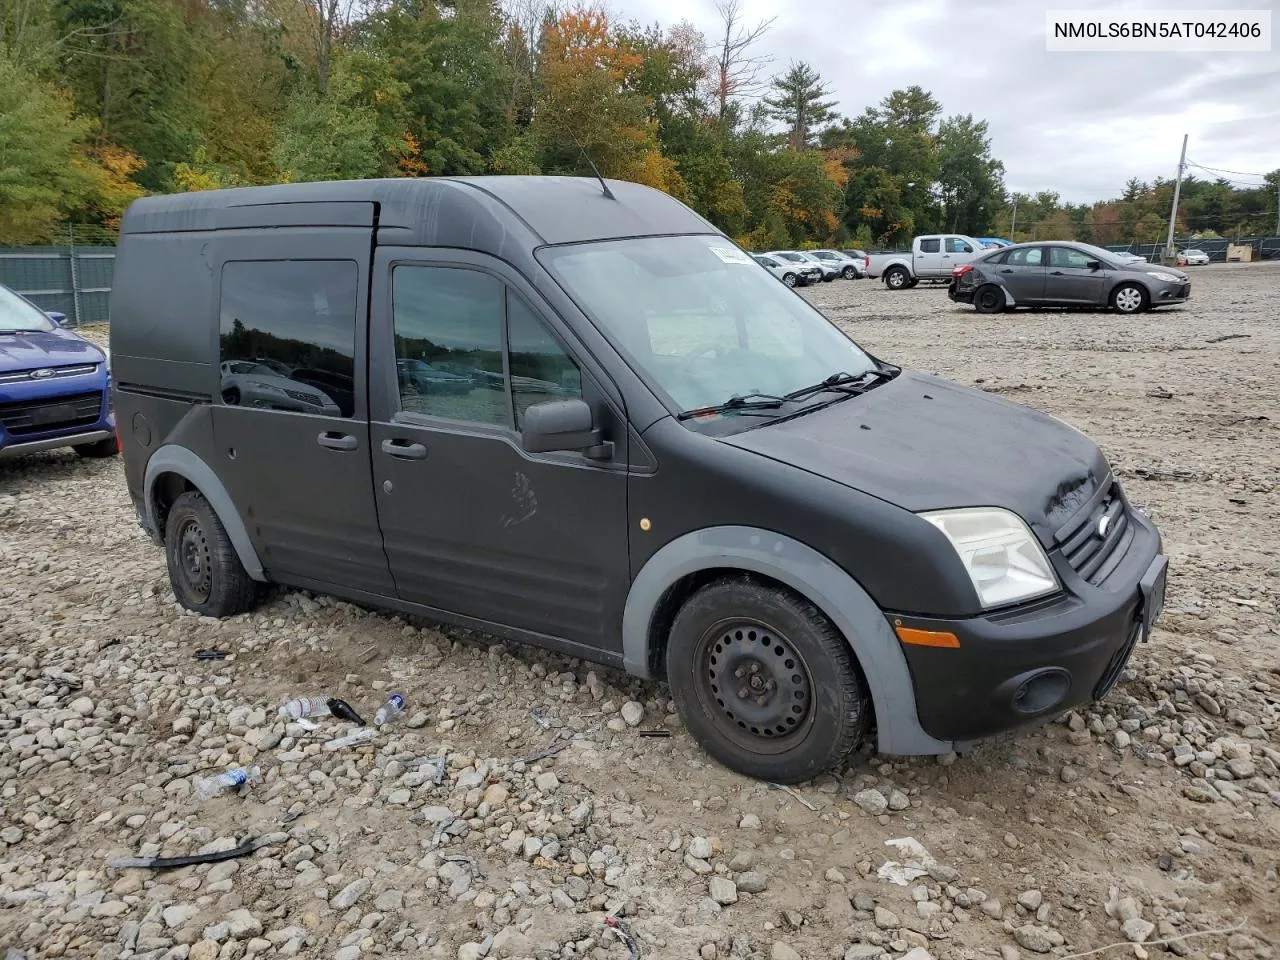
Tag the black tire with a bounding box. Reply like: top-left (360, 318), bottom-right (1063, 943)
top-left (73, 436), bottom-right (119, 458)
top-left (841, 266), bottom-right (858, 279)
top-left (821, 273), bottom-right (835, 283)
top-left (1110, 282), bottom-right (1148, 314)
top-left (782, 272), bottom-right (797, 288)
top-left (164, 491), bottom-right (258, 617)
top-left (973, 285), bottom-right (1005, 314)
top-left (666, 577), bottom-right (871, 784)
top-left (884, 267), bottom-right (910, 289)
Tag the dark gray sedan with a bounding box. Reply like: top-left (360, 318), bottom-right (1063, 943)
top-left (948, 241), bottom-right (1190, 314)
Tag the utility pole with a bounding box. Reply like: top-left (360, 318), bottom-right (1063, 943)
top-left (1164, 134), bottom-right (1188, 262)
top-left (1010, 197), bottom-right (1018, 240)
top-left (1275, 179), bottom-right (1279, 236)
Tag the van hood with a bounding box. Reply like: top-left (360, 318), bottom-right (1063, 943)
top-left (0, 329), bottom-right (104, 372)
top-left (720, 371), bottom-right (1109, 544)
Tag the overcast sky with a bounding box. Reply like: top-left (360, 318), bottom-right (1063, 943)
top-left (609, 0), bottom-right (1280, 203)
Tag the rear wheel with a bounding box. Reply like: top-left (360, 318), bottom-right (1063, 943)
top-left (973, 284), bottom-right (1006, 314)
top-left (841, 266), bottom-right (858, 280)
top-left (74, 436), bottom-right (119, 458)
top-left (667, 577), bottom-right (870, 784)
top-left (164, 491), bottom-right (258, 617)
top-left (782, 272), bottom-right (797, 288)
top-left (1111, 282), bottom-right (1148, 314)
top-left (884, 267), bottom-right (910, 290)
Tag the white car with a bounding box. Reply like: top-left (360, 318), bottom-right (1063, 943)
top-left (765, 250), bottom-right (838, 282)
top-left (1177, 249), bottom-right (1210, 266)
top-left (219, 360), bottom-right (342, 415)
top-left (751, 253), bottom-right (822, 288)
top-left (806, 249), bottom-right (864, 279)
top-left (1110, 251), bottom-right (1148, 264)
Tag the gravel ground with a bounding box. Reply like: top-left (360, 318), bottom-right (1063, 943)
top-left (2, 262), bottom-right (1278, 960)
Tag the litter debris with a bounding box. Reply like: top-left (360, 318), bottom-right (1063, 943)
top-left (530, 709), bottom-right (553, 729)
top-left (324, 728), bottom-right (375, 751)
top-left (194, 648), bottom-right (228, 660)
top-left (280, 696), bottom-right (331, 720)
top-left (768, 781), bottom-right (821, 812)
top-left (876, 837), bottom-right (937, 885)
top-left (1206, 333), bottom-right (1250, 343)
top-left (637, 729), bottom-right (671, 738)
top-left (108, 835), bottom-right (280, 871)
top-left (193, 765), bottom-right (262, 801)
top-left (375, 693), bottom-right (405, 726)
top-left (327, 698), bottom-right (366, 725)
top-left (518, 738), bottom-right (574, 763)
top-left (602, 915), bottom-right (642, 960)
top-left (293, 717), bottom-right (319, 731)
top-left (359, 644), bottom-right (380, 664)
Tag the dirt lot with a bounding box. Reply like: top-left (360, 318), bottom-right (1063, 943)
top-left (2, 263), bottom-right (1278, 960)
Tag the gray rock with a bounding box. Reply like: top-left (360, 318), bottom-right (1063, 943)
top-left (1226, 757), bottom-right (1256, 779)
top-left (69, 696), bottom-right (95, 716)
top-left (709, 877), bottom-right (738, 905)
top-left (873, 906), bottom-right (899, 929)
top-left (1116, 898), bottom-right (1142, 923)
top-left (688, 836), bottom-right (713, 860)
top-left (534, 772), bottom-right (560, 793)
top-left (845, 947), bottom-right (881, 960)
top-left (981, 899), bottom-right (1004, 920)
top-left (738, 814), bottom-right (761, 830)
top-left (330, 878), bottom-right (371, 910)
top-left (1000, 948), bottom-right (1020, 960)
top-left (902, 950), bottom-right (934, 960)
top-left (770, 943), bottom-right (801, 960)
top-left (888, 790), bottom-right (910, 811)
top-left (1013, 926), bottom-right (1054, 954)
top-left (736, 871), bottom-right (768, 894)
top-left (225, 909), bottom-right (262, 939)
top-left (1017, 890), bottom-right (1043, 911)
top-left (620, 701), bottom-right (644, 727)
top-left (375, 889), bottom-right (403, 911)
top-left (162, 905), bottom-right (199, 929)
top-left (1123, 918), bottom-right (1155, 943)
top-left (853, 789), bottom-right (887, 815)
top-left (492, 926), bottom-right (532, 958)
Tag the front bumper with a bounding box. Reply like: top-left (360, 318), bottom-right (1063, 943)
top-left (0, 376), bottom-right (115, 458)
top-left (1150, 280), bottom-right (1190, 304)
top-left (893, 505), bottom-right (1165, 743)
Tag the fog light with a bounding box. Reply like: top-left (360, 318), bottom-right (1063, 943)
top-left (1006, 668), bottom-right (1071, 715)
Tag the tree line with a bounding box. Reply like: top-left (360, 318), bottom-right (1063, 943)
top-left (2, 0), bottom-right (1276, 249)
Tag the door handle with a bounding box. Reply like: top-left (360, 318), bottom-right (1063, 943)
top-left (317, 432), bottom-right (358, 452)
top-left (1000, 268), bottom-right (1014, 274)
top-left (381, 438), bottom-right (427, 460)
top-left (1050, 270), bottom-right (1065, 275)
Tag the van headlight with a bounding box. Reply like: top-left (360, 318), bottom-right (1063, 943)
top-left (920, 507), bottom-right (1059, 609)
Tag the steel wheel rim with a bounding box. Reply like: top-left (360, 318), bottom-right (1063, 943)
top-left (694, 618), bottom-right (815, 754)
top-left (1116, 288), bottom-right (1142, 312)
top-left (978, 288), bottom-right (1000, 310)
top-left (177, 518), bottom-right (213, 603)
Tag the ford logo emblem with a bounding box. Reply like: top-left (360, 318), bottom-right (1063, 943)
top-left (1097, 515), bottom-right (1111, 539)
top-left (30, 368), bottom-right (55, 379)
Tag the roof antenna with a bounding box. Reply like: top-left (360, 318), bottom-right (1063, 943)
top-left (573, 136), bottom-right (615, 200)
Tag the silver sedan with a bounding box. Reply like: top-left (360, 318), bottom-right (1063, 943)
top-left (948, 241), bottom-right (1190, 314)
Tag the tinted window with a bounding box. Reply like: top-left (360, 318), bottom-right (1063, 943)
top-left (507, 294), bottom-right (583, 430)
top-left (393, 266), bottom-right (510, 428)
top-left (919, 239), bottom-right (940, 253)
top-left (757, 256), bottom-right (778, 267)
top-left (1006, 247), bottom-right (1044, 267)
top-left (947, 238), bottom-right (973, 253)
top-left (219, 260), bottom-right (358, 418)
top-left (1048, 247), bottom-right (1094, 269)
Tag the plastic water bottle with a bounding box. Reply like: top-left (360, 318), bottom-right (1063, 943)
top-left (279, 696), bottom-right (330, 721)
top-left (194, 765), bottom-right (261, 801)
top-left (324, 729), bottom-right (375, 751)
top-left (374, 694), bottom-right (405, 726)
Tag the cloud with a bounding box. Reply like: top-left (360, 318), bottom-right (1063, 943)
top-left (611, 0), bottom-right (1280, 202)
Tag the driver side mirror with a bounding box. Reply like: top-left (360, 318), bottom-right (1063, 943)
top-left (46, 311), bottom-right (67, 326)
top-left (1086, 259), bottom-right (1102, 271)
top-left (521, 398), bottom-right (613, 460)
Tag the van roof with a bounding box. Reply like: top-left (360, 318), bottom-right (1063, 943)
top-left (119, 176), bottom-right (717, 247)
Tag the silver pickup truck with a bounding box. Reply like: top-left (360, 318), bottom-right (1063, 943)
top-left (865, 234), bottom-right (985, 289)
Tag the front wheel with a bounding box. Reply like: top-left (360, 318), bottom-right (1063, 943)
top-left (884, 267), bottom-right (910, 289)
top-left (841, 266), bottom-right (858, 280)
top-left (782, 272), bottom-right (797, 288)
top-left (667, 577), bottom-right (871, 784)
top-left (973, 284), bottom-right (1006, 314)
top-left (1111, 282), bottom-right (1148, 314)
top-left (164, 491), bottom-right (259, 617)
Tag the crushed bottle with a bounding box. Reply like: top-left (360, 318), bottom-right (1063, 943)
top-left (374, 694), bottom-right (405, 726)
top-left (279, 696), bottom-right (330, 721)
top-left (324, 728), bottom-right (376, 751)
top-left (193, 765), bottom-right (262, 801)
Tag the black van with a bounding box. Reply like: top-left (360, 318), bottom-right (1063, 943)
top-left (109, 177), bottom-right (1167, 783)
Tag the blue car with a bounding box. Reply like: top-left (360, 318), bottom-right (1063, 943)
top-left (0, 283), bottom-right (117, 460)
top-left (976, 237), bottom-right (1013, 249)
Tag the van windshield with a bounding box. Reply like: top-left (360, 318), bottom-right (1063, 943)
top-left (0, 285), bottom-right (56, 334)
top-left (538, 235), bottom-right (877, 419)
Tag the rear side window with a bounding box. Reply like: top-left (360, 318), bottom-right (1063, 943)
top-left (1006, 247), bottom-right (1044, 267)
top-left (219, 260), bottom-right (358, 418)
top-left (919, 239), bottom-right (941, 253)
top-left (1047, 247), bottom-right (1093, 269)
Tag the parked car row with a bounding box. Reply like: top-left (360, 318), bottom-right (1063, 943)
top-left (1, 283), bottom-right (118, 460)
top-left (751, 248), bottom-right (867, 287)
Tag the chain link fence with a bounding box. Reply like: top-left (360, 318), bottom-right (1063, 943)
top-left (0, 225), bottom-right (118, 326)
top-left (1102, 236), bottom-right (1280, 263)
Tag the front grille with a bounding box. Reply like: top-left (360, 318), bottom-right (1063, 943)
top-left (283, 388), bottom-right (323, 406)
top-left (0, 392), bottom-right (103, 436)
top-left (1056, 482), bottom-right (1134, 585)
top-left (1094, 620), bottom-right (1141, 699)
top-left (0, 364), bottom-right (99, 385)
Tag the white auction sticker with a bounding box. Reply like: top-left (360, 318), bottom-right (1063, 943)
top-left (1046, 9), bottom-right (1270, 52)
top-left (710, 246), bottom-right (753, 265)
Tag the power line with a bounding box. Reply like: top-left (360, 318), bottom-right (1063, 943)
top-left (1185, 159), bottom-right (1270, 181)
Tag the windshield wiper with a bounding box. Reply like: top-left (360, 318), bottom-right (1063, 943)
top-left (784, 368), bottom-right (896, 402)
top-left (676, 392), bottom-right (788, 421)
